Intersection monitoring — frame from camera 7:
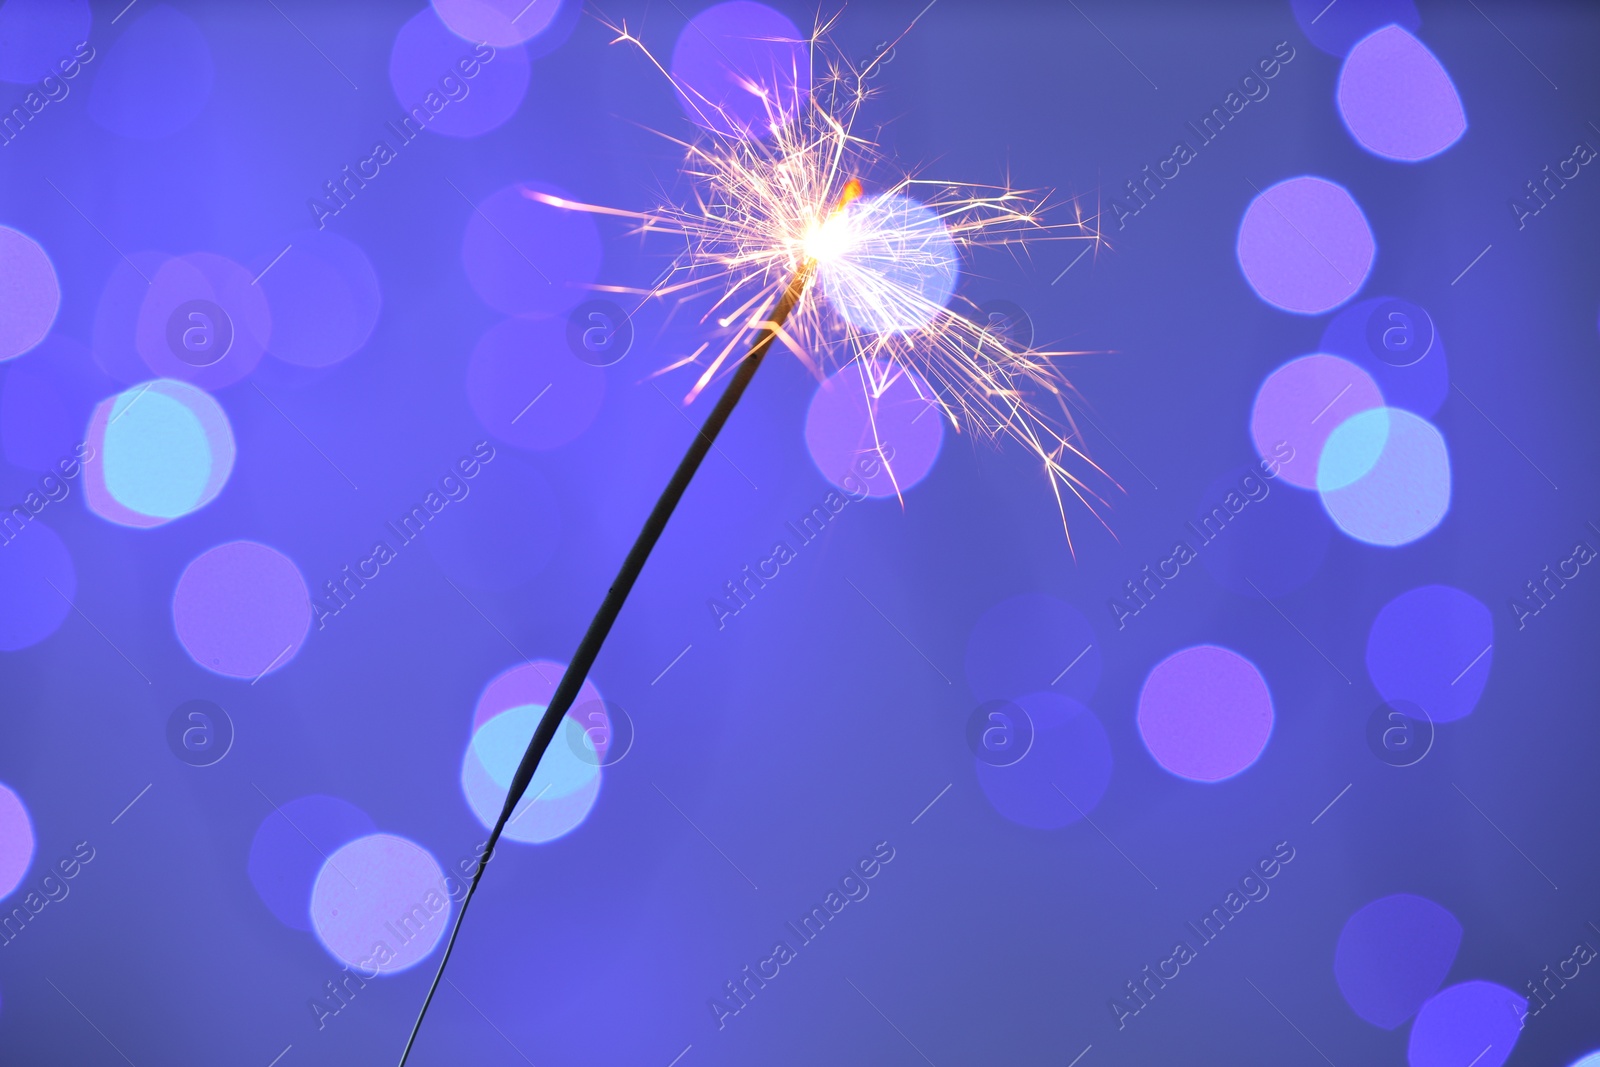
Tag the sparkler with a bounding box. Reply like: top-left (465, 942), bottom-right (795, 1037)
top-left (400, 11), bottom-right (1108, 1062)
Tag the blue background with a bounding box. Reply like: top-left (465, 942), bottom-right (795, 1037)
top-left (1, 0), bottom-right (1598, 1064)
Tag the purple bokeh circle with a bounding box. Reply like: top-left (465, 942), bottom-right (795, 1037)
top-left (669, 1), bottom-right (811, 139)
top-left (1138, 645), bottom-right (1274, 782)
top-left (973, 692), bottom-right (1113, 830)
top-left (0, 783), bottom-right (35, 900)
top-left (432, 0), bottom-right (561, 47)
top-left (0, 0), bottom-right (91, 84)
top-left (474, 660), bottom-right (602, 732)
top-left (259, 231), bottom-right (382, 368)
top-left (1407, 981), bottom-right (1525, 1067)
top-left (389, 8), bottom-right (529, 139)
top-left (804, 363), bottom-right (943, 497)
top-left (88, 4), bottom-right (214, 139)
top-left (1338, 26), bottom-right (1466, 162)
top-left (310, 833), bottom-right (450, 974)
top-left (93, 251), bottom-right (173, 385)
top-left (466, 316), bottom-right (605, 449)
top-left (1290, 0), bottom-right (1420, 58)
top-left (172, 541), bottom-right (312, 680)
top-left (965, 593), bottom-right (1101, 705)
top-left (1335, 893), bottom-right (1463, 1029)
top-left (461, 183), bottom-right (602, 319)
top-left (0, 521), bottom-right (76, 651)
top-left (1251, 353), bottom-right (1385, 491)
top-left (135, 253), bottom-right (271, 388)
top-left (247, 795), bottom-right (376, 931)
top-left (1319, 297), bottom-right (1449, 418)
top-left (0, 226), bottom-right (60, 361)
top-left (1196, 464), bottom-right (1333, 599)
top-left (1237, 176), bottom-right (1375, 315)
top-left (1366, 585), bottom-right (1491, 724)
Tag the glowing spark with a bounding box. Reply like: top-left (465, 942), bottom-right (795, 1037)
top-left (534, 11), bottom-right (1115, 546)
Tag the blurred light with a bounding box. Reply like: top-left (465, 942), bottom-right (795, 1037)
top-left (432, 0), bottom-right (561, 47)
top-left (0, 0), bottom-right (90, 83)
top-left (1320, 297), bottom-right (1449, 418)
top-left (459, 661), bottom-right (605, 843)
top-left (669, 1), bottom-right (810, 139)
top-left (460, 183), bottom-right (601, 318)
top-left (816, 193), bottom-right (960, 334)
top-left (1366, 585), bottom-right (1492, 723)
top-left (389, 7), bottom-right (529, 139)
top-left (1319, 407), bottom-right (1450, 546)
top-left (88, 4), bottom-right (213, 139)
top-left (0, 226), bottom-right (59, 362)
top-left (92, 252), bottom-right (173, 385)
top-left (475, 660), bottom-right (602, 732)
top-left (135, 253), bottom-right (271, 388)
top-left (0, 783), bottom-right (34, 900)
top-left (0, 522), bottom-right (76, 651)
top-left (247, 795), bottom-right (376, 931)
top-left (1251, 353), bottom-right (1385, 491)
top-left (1338, 26), bottom-right (1466, 161)
top-left (1138, 645), bottom-right (1273, 782)
top-left (310, 833), bottom-right (450, 974)
top-left (974, 692), bottom-right (1112, 829)
top-left (258, 231), bottom-right (381, 369)
top-left (85, 379), bottom-right (235, 527)
top-left (461, 704), bottom-right (602, 844)
top-left (1236, 176), bottom-right (1375, 314)
top-left (172, 541), bottom-right (312, 680)
top-left (1407, 981), bottom-right (1524, 1067)
top-left (804, 361), bottom-right (943, 497)
top-left (466, 316), bottom-right (604, 449)
top-left (1334, 893), bottom-right (1462, 1029)
top-left (965, 593), bottom-right (1101, 705)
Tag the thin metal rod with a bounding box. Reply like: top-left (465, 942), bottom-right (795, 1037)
top-left (398, 263), bottom-right (813, 1065)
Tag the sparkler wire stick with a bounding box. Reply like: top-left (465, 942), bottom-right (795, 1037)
top-left (398, 260), bottom-right (817, 1066)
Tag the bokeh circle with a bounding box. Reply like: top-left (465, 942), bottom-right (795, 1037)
top-left (172, 541), bottom-right (312, 680)
top-left (248, 795), bottom-right (376, 931)
top-left (461, 183), bottom-right (602, 319)
top-left (1338, 25), bottom-right (1466, 162)
top-left (85, 379), bottom-right (236, 528)
top-left (804, 362), bottom-right (943, 497)
top-left (1319, 408), bottom-right (1451, 546)
top-left (817, 193), bottom-right (960, 334)
top-left (973, 692), bottom-right (1113, 830)
top-left (1137, 645), bottom-right (1273, 782)
top-left (1237, 176), bottom-right (1375, 315)
top-left (0, 226), bottom-right (61, 361)
top-left (310, 832), bottom-right (451, 974)
top-left (1334, 893), bottom-right (1462, 1029)
top-left (669, 1), bottom-right (810, 138)
top-left (0, 784), bottom-right (34, 900)
top-left (1366, 585), bottom-right (1492, 724)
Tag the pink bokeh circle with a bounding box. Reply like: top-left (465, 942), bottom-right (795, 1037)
top-left (173, 541), bottom-right (312, 680)
top-left (1237, 176), bottom-right (1375, 315)
top-left (804, 363), bottom-right (943, 498)
top-left (1138, 645), bottom-right (1274, 782)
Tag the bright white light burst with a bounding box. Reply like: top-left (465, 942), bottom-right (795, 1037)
top-left (528, 10), bottom-right (1115, 545)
